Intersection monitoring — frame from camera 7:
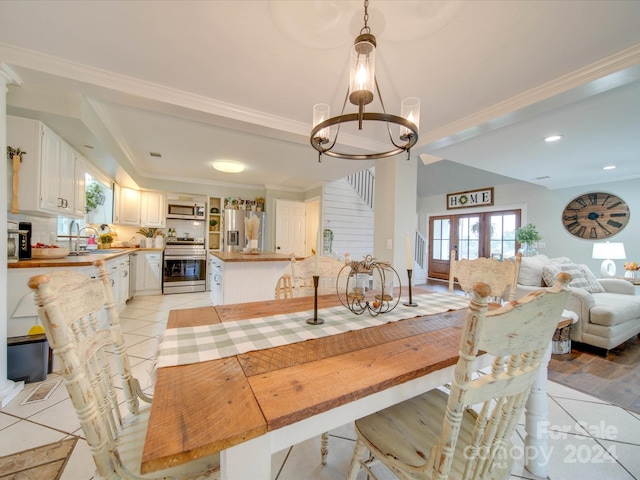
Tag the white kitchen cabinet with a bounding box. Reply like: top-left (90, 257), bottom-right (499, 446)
top-left (73, 153), bottom-right (87, 217)
top-left (141, 191), bottom-right (166, 228)
top-left (135, 252), bottom-right (163, 295)
top-left (7, 115), bottom-right (86, 218)
top-left (114, 186), bottom-right (166, 227)
top-left (114, 185), bottom-right (141, 226)
top-left (117, 256), bottom-right (131, 310)
top-left (106, 258), bottom-right (121, 309)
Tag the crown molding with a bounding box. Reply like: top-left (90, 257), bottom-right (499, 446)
top-left (420, 43), bottom-right (640, 146)
top-left (0, 42), bottom-right (310, 137)
top-left (0, 62), bottom-right (22, 86)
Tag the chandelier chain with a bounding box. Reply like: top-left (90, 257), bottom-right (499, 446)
top-left (360, 0), bottom-right (370, 34)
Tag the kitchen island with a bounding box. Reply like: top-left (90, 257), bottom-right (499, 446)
top-left (208, 251), bottom-right (294, 305)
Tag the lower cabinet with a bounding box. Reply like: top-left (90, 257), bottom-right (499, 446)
top-left (134, 252), bottom-right (163, 295)
top-left (106, 256), bottom-right (130, 313)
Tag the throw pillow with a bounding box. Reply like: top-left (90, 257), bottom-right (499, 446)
top-left (578, 264), bottom-right (606, 293)
top-left (542, 262), bottom-right (591, 290)
top-left (517, 254), bottom-right (550, 286)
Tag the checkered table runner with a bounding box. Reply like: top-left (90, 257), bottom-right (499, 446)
top-left (155, 292), bottom-right (470, 368)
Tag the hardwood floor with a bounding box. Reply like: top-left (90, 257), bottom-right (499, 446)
top-left (548, 336), bottom-right (640, 413)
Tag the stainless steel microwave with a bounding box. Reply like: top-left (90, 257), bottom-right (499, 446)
top-left (167, 201), bottom-right (206, 220)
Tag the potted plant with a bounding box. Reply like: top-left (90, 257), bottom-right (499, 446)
top-left (98, 233), bottom-right (113, 249)
top-left (85, 181), bottom-right (106, 213)
top-left (255, 196), bottom-right (265, 212)
top-left (515, 223), bottom-right (542, 257)
top-left (136, 227), bottom-right (158, 248)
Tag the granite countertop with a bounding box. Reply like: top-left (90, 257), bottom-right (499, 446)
top-left (8, 248), bottom-right (164, 269)
top-left (209, 251), bottom-right (295, 263)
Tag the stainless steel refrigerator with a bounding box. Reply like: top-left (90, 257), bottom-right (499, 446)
top-left (224, 209), bottom-right (245, 252)
top-left (224, 210), bottom-right (267, 252)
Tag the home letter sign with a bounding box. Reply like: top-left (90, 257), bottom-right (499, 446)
top-left (446, 187), bottom-right (494, 210)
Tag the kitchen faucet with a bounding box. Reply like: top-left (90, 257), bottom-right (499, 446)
top-left (68, 221), bottom-right (99, 254)
top-left (78, 226), bottom-right (99, 251)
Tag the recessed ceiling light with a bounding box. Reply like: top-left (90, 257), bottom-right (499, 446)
top-left (544, 135), bottom-right (563, 142)
top-left (213, 160), bottom-right (244, 173)
top-left (603, 165), bottom-right (616, 170)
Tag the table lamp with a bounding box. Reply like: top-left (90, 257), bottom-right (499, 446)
top-left (592, 242), bottom-right (626, 277)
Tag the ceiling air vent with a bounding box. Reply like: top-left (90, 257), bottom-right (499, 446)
top-left (150, 152), bottom-right (162, 157)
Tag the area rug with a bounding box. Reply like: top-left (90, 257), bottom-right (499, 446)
top-left (548, 335), bottom-right (640, 415)
top-left (0, 438), bottom-right (76, 479)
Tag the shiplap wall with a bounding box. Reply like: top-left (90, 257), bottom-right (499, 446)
top-left (323, 177), bottom-right (374, 261)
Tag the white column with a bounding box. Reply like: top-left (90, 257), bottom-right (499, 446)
top-left (373, 155), bottom-right (417, 272)
top-left (0, 63), bottom-right (24, 407)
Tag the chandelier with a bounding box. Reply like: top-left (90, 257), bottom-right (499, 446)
top-left (310, 0), bottom-right (420, 162)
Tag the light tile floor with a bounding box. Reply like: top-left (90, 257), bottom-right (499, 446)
top-left (2, 292), bottom-right (639, 479)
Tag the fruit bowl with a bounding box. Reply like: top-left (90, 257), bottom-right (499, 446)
top-left (32, 247), bottom-right (71, 259)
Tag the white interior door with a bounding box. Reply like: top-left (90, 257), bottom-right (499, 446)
top-left (275, 199), bottom-right (306, 257)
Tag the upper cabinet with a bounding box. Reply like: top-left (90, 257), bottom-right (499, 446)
top-left (141, 191), bottom-right (166, 228)
top-left (7, 116), bottom-right (86, 218)
top-left (114, 185), bottom-right (166, 227)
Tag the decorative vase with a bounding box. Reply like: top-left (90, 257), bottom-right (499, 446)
top-left (518, 243), bottom-right (538, 257)
top-left (624, 270), bottom-right (638, 279)
top-left (250, 239), bottom-right (258, 252)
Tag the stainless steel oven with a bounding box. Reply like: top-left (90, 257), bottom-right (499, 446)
top-left (163, 239), bottom-right (207, 294)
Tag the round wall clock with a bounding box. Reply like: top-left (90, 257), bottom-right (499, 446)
top-left (562, 192), bottom-right (630, 239)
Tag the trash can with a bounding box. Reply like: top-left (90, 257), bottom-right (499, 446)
top-left (7, 334), bottom-right (49, 383)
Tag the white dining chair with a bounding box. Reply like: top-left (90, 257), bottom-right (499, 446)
top-left (291, 254), bottom-right (347, 298)
top-left (28, 259), bottom-right (220, 479)
top-left (346, 272), bottom-right (571, 480)
top-left (449, 251), bottom-right (522, 303)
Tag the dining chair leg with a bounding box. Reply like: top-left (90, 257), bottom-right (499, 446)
top-left (346, 437), bottom-right (367, 480)
top-left (321, 431), bottom-right (329, 465)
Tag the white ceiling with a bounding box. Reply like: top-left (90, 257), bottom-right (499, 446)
top-left (1, 0), bottom-right (639, 193)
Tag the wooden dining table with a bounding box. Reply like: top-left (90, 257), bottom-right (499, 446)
top-left (141, 289), bottom-right (549, 479)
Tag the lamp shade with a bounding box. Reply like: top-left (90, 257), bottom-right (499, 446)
top-left (592, 242), bottom-right (626, 260)
top-left (592, 242), bottom-right (626, 278)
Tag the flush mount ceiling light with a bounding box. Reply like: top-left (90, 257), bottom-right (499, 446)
top-left (213, 160), bottom-right (244, 173)
top-left (603, 165), bottom-right (617, 170)
top-left (310, 0), bottom-right (419, 162)
top-left (544, 135), bottom-right (563, 142)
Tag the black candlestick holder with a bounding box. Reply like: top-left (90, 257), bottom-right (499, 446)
top-left (306, 275), bottom-right (324, 325)
top-left (403, 269), bottom-right (418, 307)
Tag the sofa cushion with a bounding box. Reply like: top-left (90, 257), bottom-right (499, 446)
top-left (578, 264), bottom-right (606, 293)
top-left (589, 293), bottom-right (640, 327)
top-left (517, 254), bottom-right (550, 286)
top-left (542, 261), bottom-right (604, 293)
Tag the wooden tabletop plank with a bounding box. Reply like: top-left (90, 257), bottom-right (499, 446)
top-left (248, 317), bottom-right (465, 430)
top-left (167, 305), bottom-right (220, 329)
top-left (237, 310), bottom-right (465, 376)
top-left (141, 357), bottom-right (267, 473)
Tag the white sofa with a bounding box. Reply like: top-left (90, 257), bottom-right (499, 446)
top-left (515, 255), bottom-right (640, 352)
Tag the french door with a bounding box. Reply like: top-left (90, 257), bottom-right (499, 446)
top-left (428, 210), bottom-right (521, 280)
